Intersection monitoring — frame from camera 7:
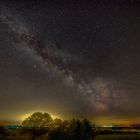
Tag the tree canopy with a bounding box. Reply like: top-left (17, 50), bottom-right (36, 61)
top-left (22, 112), bottom-right (53, 129)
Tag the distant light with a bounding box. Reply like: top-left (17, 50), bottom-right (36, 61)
top-left (103, 125), bottom-right (113, 127)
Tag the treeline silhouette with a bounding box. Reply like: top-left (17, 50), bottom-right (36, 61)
top-left (21, 112), bottom-right (94, 140)
top-left (48, 119), bottom-right (94, 140)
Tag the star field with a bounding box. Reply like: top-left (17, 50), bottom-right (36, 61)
top-left (0, 0), bottom-right (140, 124)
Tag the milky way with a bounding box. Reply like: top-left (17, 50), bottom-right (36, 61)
top-left (0, 1), bottom-right (140, 123)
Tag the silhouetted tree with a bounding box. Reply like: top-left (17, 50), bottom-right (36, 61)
top-left (48, 119), bottom-right (71, 140)
top-left (81, 119), bottom-right (94, 140)
top-left (70, 119), bottom-right (82, 140)
top-left (68, 119), bottom-right (94, 140)
top-left (22, 112), bottom-right (53, 140)
top-left (53, 118), bottom-right (63, 128)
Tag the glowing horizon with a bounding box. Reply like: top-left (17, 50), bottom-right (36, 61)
top-left (1, 112), bottom-right (140, 126)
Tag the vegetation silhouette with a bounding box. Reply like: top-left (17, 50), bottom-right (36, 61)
top-left (22, 112), bottom-right (94, 140)
top-left (1, 112), bottom-right (140, 140)
top-left (22, 112), bottom-right (53, 140)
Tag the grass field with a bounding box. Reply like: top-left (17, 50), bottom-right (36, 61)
top-left (95, 134), bottom-right (140, 140)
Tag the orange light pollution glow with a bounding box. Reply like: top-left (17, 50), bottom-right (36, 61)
top-left (1, 111), bottom-right (140, 126)
top-left (91, 117), bottom-right (140, 126)
top-left (4, 112), bottom-right (140, 126)
top-left (18, 111), bottom-right (62, 121)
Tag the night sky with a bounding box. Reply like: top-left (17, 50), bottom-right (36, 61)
top-left (0, 0), bottom-right (140, 125)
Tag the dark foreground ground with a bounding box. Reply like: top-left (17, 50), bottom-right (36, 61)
top-left (1, 134), bottom-right (140, 140)
top-left (95, 134), bottom-right (140, 140)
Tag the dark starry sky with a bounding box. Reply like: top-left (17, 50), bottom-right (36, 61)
top-left (0, 0), bottom-right (140, 124)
